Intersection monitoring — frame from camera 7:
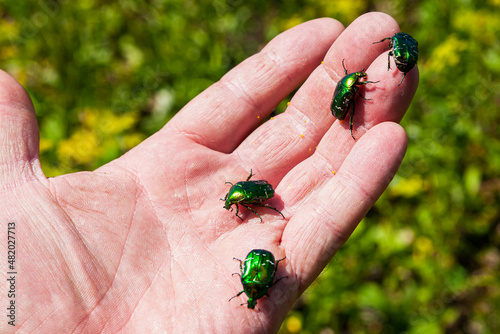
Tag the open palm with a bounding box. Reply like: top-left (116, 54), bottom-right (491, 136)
top-left (0, 13), bottom-right (417, 333)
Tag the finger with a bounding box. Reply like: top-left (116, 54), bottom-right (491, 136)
top-left (318, 51), bottom-right (418, 177)
top-left (233, 12), bottom-right (406, 181)
top-left (168, 18), bottom-right (344, 153)
top-left (332, 52), bottom-right (419, 140)
top-left (0, 70), bottom-right (44, 186)
top-left (281, 122), bottom-right (407, 289)
top-left (266, 40), bottom-right (418, 212)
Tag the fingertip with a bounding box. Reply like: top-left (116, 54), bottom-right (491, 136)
top-left (354, 11), bottom-right (400, 34)
top-left (365, 121), bottom-right (408, 148)
top-left (324, 12), bottom-right (401, 78)
top-left (354, 121), bottom-right (408, 173)
top-left (308, 17), bottom-right (345, 34)
top-left (0, 70), bottom-right (43, 185)
top-left (0, 70), bottom-right (35, 111)
top-left (263, 17), bottom-right (345, 64)
top-left (278, 17), bottom-right (345, 37)
top-left (362, 52), bottom-right (418, 128)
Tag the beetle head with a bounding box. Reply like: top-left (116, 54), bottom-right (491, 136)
top-left (355, 71), bottom-right (368, 81)
top-left (223, 201), bottom-right (233, 210)
top-left (246, 298), bottom-right (257, 309)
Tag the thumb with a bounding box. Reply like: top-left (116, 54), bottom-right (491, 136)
top-left (0, 70), bottom-right (44, 186)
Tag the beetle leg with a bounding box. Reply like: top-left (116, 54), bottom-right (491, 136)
top-left (397, 72), bottom-right (407, 86)
top-left (349, 99), bottom-right (356, 140)
top-left (357, 93), bottom-right (370, 101)
top-left (373, 36), bottom-right (391, 45)
top-left (241, 204), bottom-right (263, 223)
top-left (246, 169), bottom-right (254, 181)
top-left (272, 275), bottom-right (289, 288)
top-left (356, 83), bottom-right (377, 101)
top-left (358, 80), bottom-right (379, 86)
top-left (234, 204), bottom-right (244, 221)
top-left (220, 194), bottom-right (229, 204)
top-left (265, 276), bottom-right (288, 295)
top-left (254, 203), bottom-right (285, 221)
top-left (225, 181), bottom-right (234, 186)
top-left (274, 275), bottom-right (289, 284)
top-left (221, 190), bottom-right (229, 203)
top-left (387, 51), bottom-right (394, 70)
top-left (276, 256), bottom-right (286, 268)
top-left (228, 290), bottom-right (245, 302)
top-left (272, 254), bottom-right (289, 286)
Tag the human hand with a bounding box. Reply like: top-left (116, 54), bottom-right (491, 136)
top-left (0, 12), bottom-right (417, 333)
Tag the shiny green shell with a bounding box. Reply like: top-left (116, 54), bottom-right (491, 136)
top-left (230, 249), bottom-right (286, 310)
top-left (224, 180), bottom-right (275, 209)
top-left (374, 32), bottom-right (418, 85)
top-left (331, 69), bottom-right (369, 121)
top-left (222, 170), bottom-right (285, 222)
top-left (330, 59), bottom-right (378, 140)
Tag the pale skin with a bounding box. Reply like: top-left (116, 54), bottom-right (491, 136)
top-left (0, 13), bottom-right (417, 334)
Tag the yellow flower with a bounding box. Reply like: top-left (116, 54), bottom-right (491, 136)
top-left (425, 34), bottom-right (468, 73)
top-left (285, 314), bottom-right (303, 333)
top-left (57, 129), bottom-right (101, 165)
top-left (316, 0), bottom-right (367, 23)
top-left (413, 236), bottom-right (434, 262)
top-left (389, 175), bottom-right (429, 198)
top-left (53, 108), bottom-right (143, 172)
top-left (122, 133), bottom-right (146, 150)
top-left (39, 138), bottom-right (54, 153)
top-left (81, 108), bottom-right (138, 135)
top-left (453, 9), bottom-right (500, 44)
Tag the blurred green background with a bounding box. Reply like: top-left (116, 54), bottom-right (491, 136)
top-left (1, 0), bottom-right (499, 333)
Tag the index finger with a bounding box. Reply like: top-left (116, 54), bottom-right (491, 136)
top-left (167, 18), bottom-right (344, 153)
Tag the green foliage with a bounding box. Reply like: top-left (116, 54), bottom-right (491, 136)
top-left (1, 0), bottom-right (271, 175)
top-left (2, 0), bottom-right (499, 332)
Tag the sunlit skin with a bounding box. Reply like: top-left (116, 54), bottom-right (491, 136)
top-left (0, 13), bottom-right (417, 333)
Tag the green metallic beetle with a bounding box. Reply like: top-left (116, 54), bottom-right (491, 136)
top-left (221, 170), bottom-right (285, 223)
top-left (373, 32), bottom-right (419, 86)
top-left (229, 249), bottom-right (287, 310)
top-left (330, 59), bottom-right (379, 140)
